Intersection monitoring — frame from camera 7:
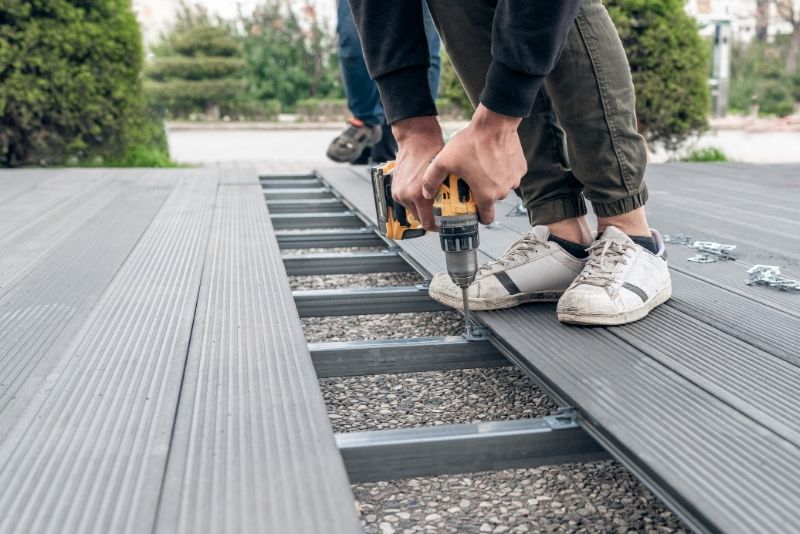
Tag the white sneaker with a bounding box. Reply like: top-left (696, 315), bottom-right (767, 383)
top-left (556, 226), bottom-right (672, 325)
top-left (428, 225), bottom-right (586, 311)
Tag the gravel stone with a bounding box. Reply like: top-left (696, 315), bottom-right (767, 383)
top-left (354, 463), bottom-right (688, 534)
top-left (302, 311), bottom-right (464, 343)
top-left (321, 367), bottom-right (556, 432)
top-left (281, 246), bottom-right (386, 255)
top-left (289, 272), bottom-right (423, 290)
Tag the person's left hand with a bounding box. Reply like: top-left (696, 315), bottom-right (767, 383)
top-left (421, 104), bottom-right (526, 225)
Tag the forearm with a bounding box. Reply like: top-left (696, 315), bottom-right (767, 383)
top-left (348, 0), bottom-right (436, 123)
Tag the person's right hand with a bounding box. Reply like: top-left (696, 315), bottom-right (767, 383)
top-left (390, 116), bottom-right (445, 231)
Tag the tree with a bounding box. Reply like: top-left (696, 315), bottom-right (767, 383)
top-left (772, 1), bottom-right (800, 74)
top-left (241, 1), bottom-right (342, 110)
top-left (606, 0), bottom-right (711, 149)
top-left (0, 0), bottom-right (164, 166)
top-left (146, 7), bottom-right (246, 119)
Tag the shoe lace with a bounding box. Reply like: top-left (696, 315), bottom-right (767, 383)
top-left (574, 239), bottom-right (632, 287)
top-left (478, 232), bottom-right (550, 274)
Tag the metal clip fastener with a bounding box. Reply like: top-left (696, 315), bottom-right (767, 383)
top-left (463, 325), bottom-right (490, 342)
top-left (544, 407), bottom-right (579, 429)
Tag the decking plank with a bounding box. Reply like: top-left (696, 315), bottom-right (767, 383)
top-left (0, 169), bottom-right (219, 534)
top-left (156, 172), bottom-right (360, 534)
top-left (0, 175), bottom-right (172, 436)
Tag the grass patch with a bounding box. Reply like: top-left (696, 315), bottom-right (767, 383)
top-left (680, 146), bottom-right (728, 162)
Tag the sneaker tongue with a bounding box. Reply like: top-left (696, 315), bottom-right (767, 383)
top-left (530, 225), bottom-right (550, 242)
top-left (599, 225), bottom-right (633, 244)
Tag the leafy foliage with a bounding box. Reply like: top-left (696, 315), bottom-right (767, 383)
top-left (681, 146), bottom-right (728, 162)
top-left (241, 2), bottom-right (343, 110)
top-left (146, 7), bottom-right (246, 118)
top-left (729, 39), bottom-right (799, 117)
top-left (606, 0), bottom-right (711, 149)
top-left (437, 50), bottom-right (473, 118)
top-left (0, 0), bottom-right (169, 167)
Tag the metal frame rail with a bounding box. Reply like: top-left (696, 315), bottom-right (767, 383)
top-left (261, 173), bottom-right (611, 497)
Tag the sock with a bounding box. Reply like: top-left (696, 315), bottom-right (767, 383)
top-left (548, 235), bottom-right (589, 258)
top-left (631, 235), bottom-right (658, 254)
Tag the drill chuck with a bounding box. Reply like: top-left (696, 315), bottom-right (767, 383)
top-left (437, 212), bottom-right (480, 288)
top-left (445, 249), bottom-right (479, 287)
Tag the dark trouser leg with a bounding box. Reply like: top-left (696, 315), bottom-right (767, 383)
top-left (422, 1), bottom-right (442, 100)
top-left (425, 0), bottom-right (647, 225)
top-left (545, 0), bottom-right (648, 219)
top-left (337, 0), bottom-right (384, 125)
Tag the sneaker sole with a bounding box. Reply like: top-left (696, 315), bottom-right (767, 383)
top-left (429, 289), bottom-right (564, 311)
top-left (557, 280), bottom-right (672, 326)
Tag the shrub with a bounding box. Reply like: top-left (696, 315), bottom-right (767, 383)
top-left (241, 2), bottom-right (343, 110)
top-left (0, 0), bottom-right (168, 167)
top-left (221, 99), bottom-right (281, 121)
top-left (607, 0), bottom-right (711, 149)
top-left (294, 98), bottom-right (348, 121)
top-left (758, 80), bottom-right (796, 117)
top-left (146, 7), bottom-right (246, 119)
top-left (729, 41), bottom-right (796, 116)
top-left (681, 146), bottom-right (728, 162)
top-left (437, 50), bottom-right (472, 119)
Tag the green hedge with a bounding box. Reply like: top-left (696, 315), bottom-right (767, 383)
top-left (0, 0), bottom-right (168, 166)
top-left (607, 0), bottom-right (710, 149)
top-left (146, 57), bottom-right (246, 81)
top-left (171, 26), bottom-right (242, 57)
top-left (146, 79), bottom-right (247, 110)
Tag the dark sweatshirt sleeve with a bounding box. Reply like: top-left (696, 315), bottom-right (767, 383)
top-left (480, 1), bottom-right (581, 117)
top-left (348, 0), bottom-right (436, 124)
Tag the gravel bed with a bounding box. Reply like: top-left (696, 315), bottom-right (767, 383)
top-left (281, 246), bottom-right (386, 255)
top-left (302, 311), bottom-right (463, 342)
top-left (353, 462), bottom-right (687, 533)
top-left (290, 272), bottom-right (423, 291)
top-left (322, 367), bottom-right (556, 432)
top-left (301, 271), bottom-right (687, 533)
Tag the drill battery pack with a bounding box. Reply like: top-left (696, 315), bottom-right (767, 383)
top-left (371, 161), bottom-right (426, 240)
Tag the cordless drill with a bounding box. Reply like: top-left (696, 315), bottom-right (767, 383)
top-left (371, 161), bottom-right (480, 336)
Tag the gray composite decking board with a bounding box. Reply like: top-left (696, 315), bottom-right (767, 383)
top-left (606, 304), bottom-right (800, 445)
top-left (479, 306), bottom-right (800, 534)
top-left (0, 169), bottom-right (59, 208)
top-left (0, 169), bottom-right (110, 237)
top-left (0, 177), bottom-right (172, 437)
top-left (156, 175), bottom-right (360, 534)
top-left (645, 167), bottom-right (800, 218)
top-left (318, 163), bottom-right (800, 532)
top-left (0, 170), bottom-right (219, 534)
top-left (0, 171), bottom-right (162, 294)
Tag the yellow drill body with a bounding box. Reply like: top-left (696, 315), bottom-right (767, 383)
top-left (371, 162), bottom-right (480, 336)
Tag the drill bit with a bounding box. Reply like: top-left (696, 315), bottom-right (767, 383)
top-left (461, 286), bottom-right (471, 337)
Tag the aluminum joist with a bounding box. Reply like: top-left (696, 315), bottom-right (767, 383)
top-left (263, 188), bottom-right (333, 201)
top-left (265, 198), bottom-right (347, 214)
top-left (309, 336), bottom-right (508, 377)
top-left (270, 212), bottom-right (365, 230)
top-left (317, 164), bottom-right (800, 534)
top-left (294, 286), bottom-right (450, 317)
top-left (283, 250), bottom-right (414, 276)
top-left (275, 228), bottom-right (386, 249)
top-left (337, 415), bottom-right (610, 483)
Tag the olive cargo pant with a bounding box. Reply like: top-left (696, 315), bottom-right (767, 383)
top-left (426, 0), bottom-right (648, 226)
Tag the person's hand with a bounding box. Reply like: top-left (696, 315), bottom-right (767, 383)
top-left (390, 116), bottom-right (445, 230)
top-left (421, 104), bottom-right (526, 225)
